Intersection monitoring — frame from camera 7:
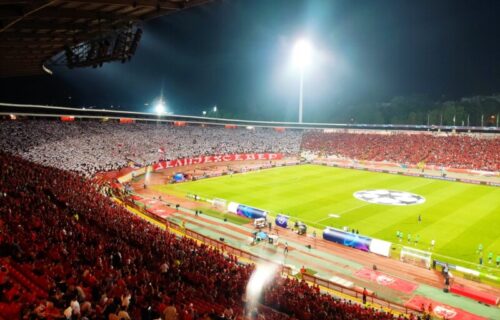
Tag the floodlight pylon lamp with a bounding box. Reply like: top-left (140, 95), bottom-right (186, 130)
top-left (292, 39), bottom-right (312, 70)
top-left (155, 99), bottom-right (166, 114)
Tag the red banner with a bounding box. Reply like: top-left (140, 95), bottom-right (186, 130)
top-left (120, 118), bottom-right (135, 124)
top-left (153, 153), bottom-right (283, 171)
top-left (60, 116), bottom-right (75, 122)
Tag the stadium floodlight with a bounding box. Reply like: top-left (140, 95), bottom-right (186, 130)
top-left (155, 98), bottom-right (166, 114)
top-left (213, 105), bottom-right (217, 113)
top-left (292, 39), bottom-right (312, 70)
top-left (202, 110), bottom-right (207, 115)
top-left (292, 39), bottom-right (313, 123)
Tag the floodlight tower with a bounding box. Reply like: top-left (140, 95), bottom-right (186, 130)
top-left (292, 39), bottom-right (312, 123)
top-left (155, 98), bottom-right (166, 114)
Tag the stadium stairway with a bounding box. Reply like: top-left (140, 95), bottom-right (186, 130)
top-left (1, 259), bottom-right (48, 299)
top-left (191, 297), bottom-right (222, 315)
top-left (9, 260), bottom-right (50, 292)
top-left (0, 302), bottom-right (21, 319)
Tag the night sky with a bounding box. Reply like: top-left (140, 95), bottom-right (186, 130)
top-left (1, 0), bottom-right (499, 121)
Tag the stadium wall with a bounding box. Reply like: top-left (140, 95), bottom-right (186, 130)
top-left (117, 153), bottom-right (284, 184)
top-left (152, 153), bottom-right (283, 171)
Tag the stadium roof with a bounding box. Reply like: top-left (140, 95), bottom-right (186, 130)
top-left (0, 0), bottom-right (211, 78)
top-left (2, 102), bottom-right (499, 133)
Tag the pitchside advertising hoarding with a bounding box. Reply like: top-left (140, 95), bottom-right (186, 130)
top-left (275, 214), bottom-right (290, 228)
top-left (236, 204), bottom-right (268, 219)
top-left (227, 202), bottom-right (267, 219)
top-left (323, 227), bottom-right (392, 257)
top-left (323, 227), bottom-right (371, 252)
top-left (152, 153), bottom-right (283, 171)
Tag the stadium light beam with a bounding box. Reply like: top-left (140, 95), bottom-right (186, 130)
top-left (245, 263), bottom-right (278, 317)
top-left (292, 39), bottom-right (312, 123)
top-left (155, 98), bottom-right (166, 114)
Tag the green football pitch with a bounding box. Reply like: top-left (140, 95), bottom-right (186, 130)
top-left (153, 164), bottom-right (500, 266)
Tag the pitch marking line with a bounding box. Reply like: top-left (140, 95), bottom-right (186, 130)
top-left (314, 203), bottom-right (371, 223)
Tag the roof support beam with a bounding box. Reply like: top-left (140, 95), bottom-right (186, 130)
top-left (141, 0), bottom-right (210, 20)
top-left (67, 0), bottom-right (181, 10)
top-left (0, 0), bottom-right (212, 77)
top-left (6, 20), bottom-right (93, 31)
top-left (0, 0), bottom-right (58, 33)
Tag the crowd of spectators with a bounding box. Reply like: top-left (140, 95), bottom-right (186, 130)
top-left (0, 120), bottom-right (302, 177)
top-left (302, 131), bottom-right (500, 172)
top-left (0, 152), bottom-right (252, 319)
top-left (0, 153), bottom-right (419, 319)
top-left (264, 278), bottom-right (417, 320)
top-left (1, 119), bottom-right (498, 177)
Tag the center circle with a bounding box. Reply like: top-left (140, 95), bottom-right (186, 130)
top-left (353, 189), bottom-right (425, 206)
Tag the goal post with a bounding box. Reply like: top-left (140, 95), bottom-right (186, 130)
top-left (400, 246), bottom-right (432, 269)
top-left (212, 198), bottom-right (227, 210)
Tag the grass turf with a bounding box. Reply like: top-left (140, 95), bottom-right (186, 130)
top-left (151, 164), bottom-right (500, 267)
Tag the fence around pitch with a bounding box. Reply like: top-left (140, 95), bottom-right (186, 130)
top-left (300, 273), bottom-right (417, 315)
top-left (123, 197), bottom-right (421, 316)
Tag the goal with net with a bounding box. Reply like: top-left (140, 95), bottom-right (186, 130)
top-left (212, 198), bottom-right (227, 210)
top-left (400, 246), bottom-right (432, 269)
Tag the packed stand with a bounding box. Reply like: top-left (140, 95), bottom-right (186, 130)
top-left (2, 119), bottom-right (497, 177)
top-left (264, 278), bottom-right (418, 320)
top-left (0, 153), bottom-right (418, 319)
top-left (302, 131), bottom-right (500, 172)
top-left (0, 120), bottom-right (302, 177)
top-left (0, 153), bottom-right (252, 319)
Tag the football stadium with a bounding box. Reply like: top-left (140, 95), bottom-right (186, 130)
top-left (1, 1), bottom-right (500, 320)
top-left (156, 164), bottom-right (500, 264)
